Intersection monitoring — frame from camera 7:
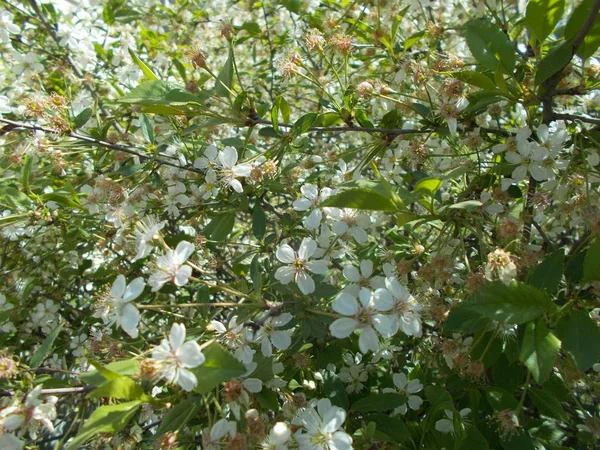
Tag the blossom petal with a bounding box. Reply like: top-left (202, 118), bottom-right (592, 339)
top-left (330, 318), bottom-right (358, 338)
top-left (322, 405), bottom-right (346, 433)
top-left (120, 303), bottom-right (140, 338)
top-left (332, 293), bottom-right (359, 315)
top-left (358, 326), bottom-right (379, 353)
top-left (218, 146), bottom-right (238, 168)
top-left (169, 323), bottom-right (186, 350)
top-left (343, 265), bottom-right (361, 282)
top-left (276, 245), bottom-right (296, 264)
top-left (111, 275), bottom-right (126, 299)
top-left (178, 341), bottom-right (205, 368)
top-left (274, 266), bottom-right (294, 285)
top-left (123, 277), bottom-right (145, 303)
top-left (306, 259), bottom-right (328, 274)
top-left (174, 241), bottom-right (195, 264)
top-left (296, 271), bottom-right (315, 294)
top-left (271, 330), bottom-right (291, 350)
top-left (177, 368), bottom-right (198, 391)
top-left (174, 265), bottom-right (192, 286)
top-left (298, 238), bottom-right (317, 259)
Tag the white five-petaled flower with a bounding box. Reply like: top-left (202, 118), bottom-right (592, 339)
top-left (385, 277), bottom-right (423, 338)
top-left (216, 146), bottom-right (252, 193)
top-left (329, 287), bottom-right (394, 354)
top-left (94, 275), bottom-right (144, 338)
top-left (293, 184), bottom-right (333, 229)
top-left (0, 385), bottom-right (58, 440)
top-left (274, 238), bottom-right (328, 295)
top-left (148, 241), bottom-right (194, 292)
top-left (132, 215), bottom-right (166, 261)
top-left (151, 323), bottom-right (205, 391)
top-left (296, 398), bottom-right (353, 450)
top-left (505, 140), bottom-right (549, 182)
top-left (384, 372), bottom-right (423, 415)
top-left (253, 312), bottom-right (294, 357)
top-left (435, 408), bottom-right (471, 435)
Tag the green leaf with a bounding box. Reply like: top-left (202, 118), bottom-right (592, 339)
top-left (139, 113), bottom-right (154, 144)
top-left (366, 414), bottom-right (412, 444)
top-left (156, 396), bottom-right (202, 436)
top-left (192, 343), bottom-right (246, 394)
top-left (351, 393), bottom-right (407, 412)
top-left (117, 80), bottom-right (207, 114)
top-left (0, 186), bottom-right (32, 209)
top-left (529, 249), bottom-right (564, 294)
top-left (290, 113), bottom-right (318, 137)
top-left (72, 107), bottom-right (92, 129)
top-left (555, 309), bottom-right (600, 371)
top-left (128, 49), bottom-right (159, 81)
top-left (525, 0), bottom-right (566, 43)
top-left (256, 389), bottom-right (280, 412)
top-left (252, 204), bottom-right (266, 240)
top-left (21, 155), bottom-right (33, 193)
top-left (30, 322), bottom-right (63, 368)
top-left (87, 362), bottom-right (147, 401)
top-left (65, 401), bottom-right (142, 450)
top-left (320, 188), bottom-right (398, 211)
top-left (535, 39), bottom-right (573, 86)
top-left (565, 250), bottom-right (586, 285)
top-left (463, 19), bottom-right (516, 74)
top-left (485, 387), bottom-right (519, 411)
top-left (414, 178), bottom-right (442, 197)
top-left (215, 48), bottom-right (233, 97)
top-left (564, 0), bottom-right (600, 59)
top-left (271, 95), bottom-right (290, 135)
top-left (79, 359), bottom-right (140, 386)
top-left (404, 30), bottom-right (426, 51)
top-left (462, 282), bottom-right (555, 324)
top-left (322, 370), bottom-right (349, 410)
top-left (583, 238), bottom-right (600, 282)
top-left (204, 212), bottom-right (236, 241)
top-left (450, 71), bottom-right (496, 90)
top-left (528, 388), bottom-right (567, 421)
top-left (444, 307), bottom-right (491, 334)
top-left (519, 319), bottom-right (561, 384)
top-left (354, 109), bottom-right (374, 128)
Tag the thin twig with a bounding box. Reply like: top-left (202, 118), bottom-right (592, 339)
top-left (552, 113), bottom-right (600, 126)
top-left (0, 117), bottom-right (202, 174)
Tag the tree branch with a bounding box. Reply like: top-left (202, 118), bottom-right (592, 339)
top-left (0, 117), bottom-right (203, 175)
top-left (552, 113), bottom-right (600, 126)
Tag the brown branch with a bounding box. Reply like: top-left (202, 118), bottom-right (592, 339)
top-left (0, 117), bottom-right (203, 175)
top-left (552, 113), bottom-right (600, 126)
top-left (250, 118), bottom-right (432, 135)
top-left (0, 386), bottom-right (94, 397)
top-left (540, 0), bottom-right (600, 124)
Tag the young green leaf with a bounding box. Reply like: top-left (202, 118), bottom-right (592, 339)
top-left (351, 393), bottom-right (407, 412)
top-left (555, 309), bottom-right (600, 371)
top-left (519, 319), bottom-right (561, 384)
top-left (461, 282), bottom-right (555, 324)
top-left (525, 0), bottom-right (566, 43)
top-left (192, 343), bottom-right (246, 394)
top-left (30, 322), bottom-right (63, 368)
top-left (128, 49), bottom-right (159, 80)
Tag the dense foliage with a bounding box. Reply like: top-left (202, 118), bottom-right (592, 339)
top-left (0, 0), bottom-right (599, 449)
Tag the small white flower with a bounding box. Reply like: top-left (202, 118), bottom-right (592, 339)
top-left (132, 216), bottom-right (166, 261)
top-left (151, 323), bottom-right (205, 391)
top-left (148, 241), bottom-right (194, 291)
top-left (435, 408), bottom-right (471, 434)
top-left (253, 312), bottom-right (294, 357)
top-left (385, 277), bottom-right (423, 338)
top-left (293, 184), bottom-right (333, 229)
top-left (94, 275), bottom-right (144, 338)
top-left (387, 372), bottom-right (423, 415)
top-left (217, 146), bottom-right (251, 193)
top-left (274, 238), bottom-right (328, 295)
top-left (296, 398), bottom-right (353, 450)
top-left (329, 287), bottom-right (394, 354)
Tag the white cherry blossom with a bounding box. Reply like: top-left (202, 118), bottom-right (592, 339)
top-left (94, 275), bottom-right (144, 338)
top-left (385, 277), bottom-right (423, 338)
top-left (329, 287), bottom-right (394, 354)
top-left (296, 398), bottom-right (352, 450)
top-left (293, 184), bottom-right (333, 229)
top-left (274, 238), bottom-right (328, 295)
top-left (151, 323), bottom-right (205, 391)
top-left (148, 241), bottom-right (194, 291)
